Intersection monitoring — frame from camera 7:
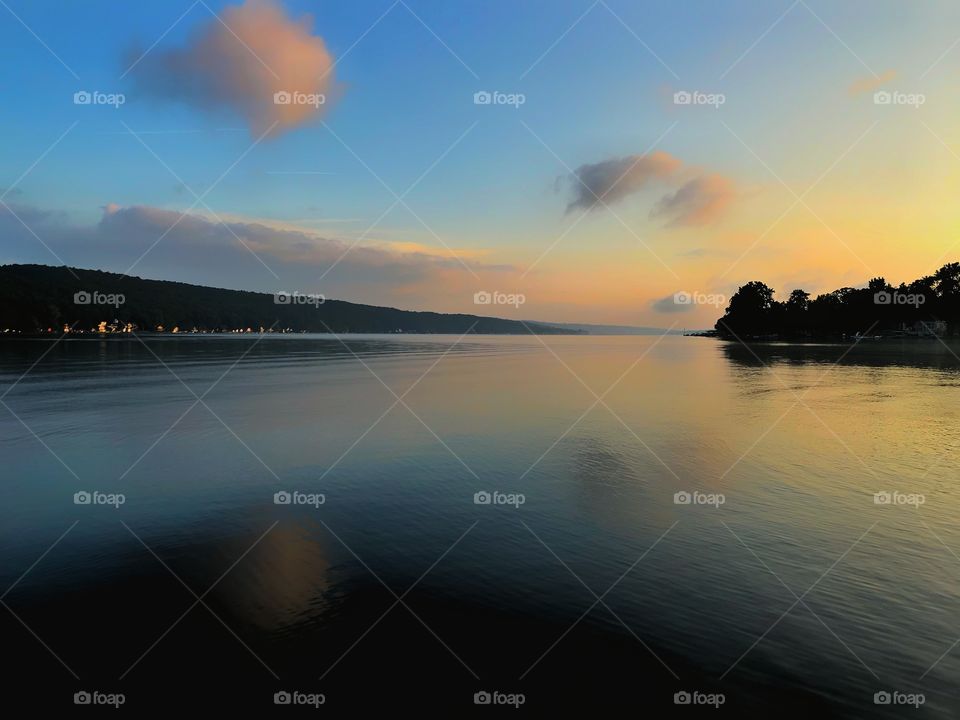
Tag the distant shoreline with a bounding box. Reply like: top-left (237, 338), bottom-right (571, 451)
top-left (0, 330), bottom-right (681, 340)
top-left (0, 264), bottom-right (579, 336)
top-left (687, 331), bottom-right (955, 344)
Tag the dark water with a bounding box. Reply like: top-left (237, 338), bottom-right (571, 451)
top-left (2, 334), bottom-right (960, 715)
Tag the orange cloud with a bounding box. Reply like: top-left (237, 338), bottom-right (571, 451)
top-left (848, 69), bottom-right (896, 96)
top-left (129, 0), bottom-right (337, 137)
top-left (650, 174), bottom-right (737, 227)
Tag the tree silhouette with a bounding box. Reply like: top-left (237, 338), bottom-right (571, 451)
top-left (715, 265), bottom-right (956, 339)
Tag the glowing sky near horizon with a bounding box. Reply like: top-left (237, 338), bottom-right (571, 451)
top-left (1, 0), bottom-right (959, 326)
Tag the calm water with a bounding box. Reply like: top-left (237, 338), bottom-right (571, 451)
top-left (2, 334), bottom-right (960, 714)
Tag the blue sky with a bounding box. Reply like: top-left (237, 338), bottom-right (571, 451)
top-left (1, 1), bottom-right (959, 324)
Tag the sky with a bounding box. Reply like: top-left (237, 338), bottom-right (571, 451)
top-left (1, 0), bottom-right (960, 327)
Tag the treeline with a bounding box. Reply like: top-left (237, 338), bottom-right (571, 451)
top-left (0, 264), bottom-right (572, 335)
top-left (715, 262), bottom-right (960, 338)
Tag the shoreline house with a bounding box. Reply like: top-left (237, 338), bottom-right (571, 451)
top-left (898, 320), bottom-right (947, 337)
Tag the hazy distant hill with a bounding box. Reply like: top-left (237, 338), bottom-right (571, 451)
top-left (534, 321), bottom-right (689, 336)
top-left (0, 264), bottom-right (575, 335)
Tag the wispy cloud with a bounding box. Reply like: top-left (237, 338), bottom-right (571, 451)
top-left (0, 202), bottom-right (515, 300)
top-left (564, 151), bottom-right (737, 227)
top-left (650, 293), bottom-right (692, 313)
top-left (649, 174), bottom-right (737, 227)
top-left (565, 151), bottom-right (682, 212)
top-left (848, 69), bottom-right (896, 96)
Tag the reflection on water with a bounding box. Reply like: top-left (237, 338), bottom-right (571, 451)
top-left (1, 335), bottom-right (959, 714)
top-left (720, 337), bottom-right (960, 371)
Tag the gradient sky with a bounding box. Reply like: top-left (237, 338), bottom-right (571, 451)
top-left (2, 0), bottom-right (960, 326)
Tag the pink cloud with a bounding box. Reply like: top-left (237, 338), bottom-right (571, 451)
top-left (848, 69), bottom-right (896, 97)
top-left (565, 151), bottom-right (737, 227)
top-left (128, 0), bottom-right (338, 137)
top-left (650, 174), bottom-right (737, 227)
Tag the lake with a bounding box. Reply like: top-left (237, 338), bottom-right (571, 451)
top-left (1, 334), bottom-right (959, 715)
